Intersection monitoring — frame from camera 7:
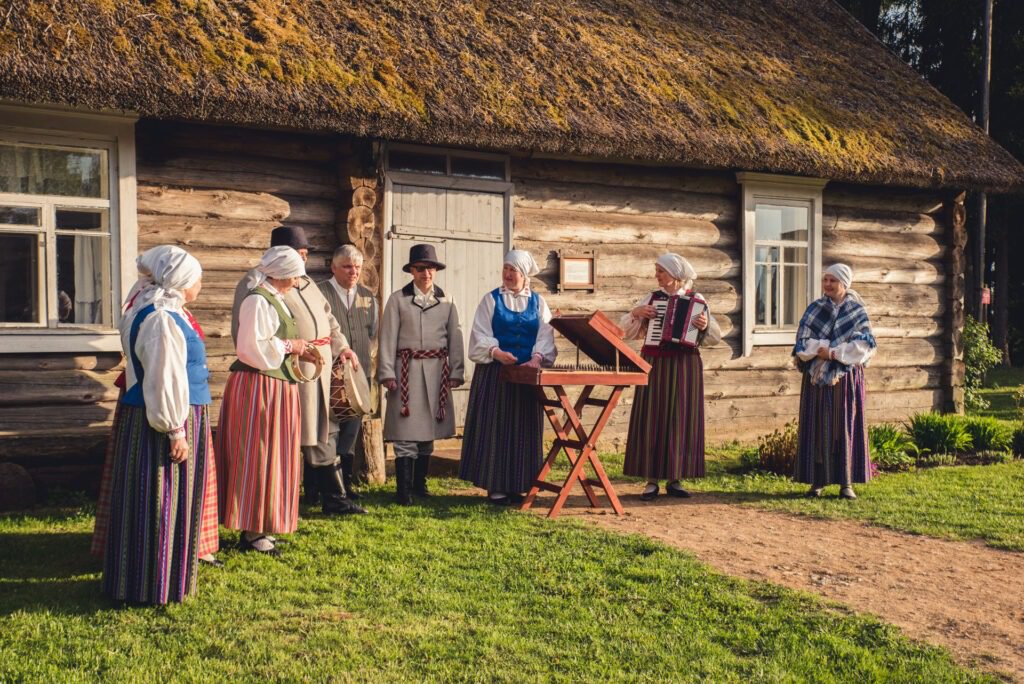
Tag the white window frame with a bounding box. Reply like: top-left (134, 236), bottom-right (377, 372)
top-left (737, 172), bottom-right (827, 356)
top-left (0, 105), bottom-right (137, 353)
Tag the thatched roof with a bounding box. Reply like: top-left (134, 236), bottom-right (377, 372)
top-left (2, 0), bottom-right (1022, 191)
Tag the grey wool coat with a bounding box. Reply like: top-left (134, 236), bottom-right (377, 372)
top-left (378, 282), bottom-right (465, 442)
top-left (231, 271), bottom-right (348, 447)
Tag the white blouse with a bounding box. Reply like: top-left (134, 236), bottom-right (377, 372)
top-left (236, 284), bottom-right (291, 371)
top-left (468, 286), bottom-right (557, 365)
top-left (121, 306), bottom-right (190, 440)
top-left (795, 339), bottom-right (875, 366)
top-left (619, 289), bottom-right (721, 346)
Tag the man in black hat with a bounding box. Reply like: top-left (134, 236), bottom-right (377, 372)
top-left (378, 243), bottom-right (466, 504)
top-left (231, 225), bottom-right (366, 517)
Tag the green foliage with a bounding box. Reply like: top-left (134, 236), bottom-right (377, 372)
top-left (963, 316), bottom-right (1003, 412)
top-left (905, 413), bottom-right (973, 455)
top-left (868, 423), bottom-right (918, 472)
top-left (737, 447), bottom-right (761, 473)
top-left (1012, 423), bottom-right (1024, 458)
top-left (755, 421), bottom-right (799, 476)
top-left (917, 454), bottom-right (959, 468)
top-left (961, 416), bottom-right (1013, 452)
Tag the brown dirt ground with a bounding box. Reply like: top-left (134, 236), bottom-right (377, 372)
top-left (515, 483), bottom-right (1024, 681)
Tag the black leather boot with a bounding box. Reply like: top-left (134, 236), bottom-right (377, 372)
top-left (318, 463), bottom-right (367, 515)
top-left (303, 461), bottom-right (320, 505)
top-left (413, 453), bottom-right (431, 497)
top-left (395, 458), bottom-right (413, 506)
top-left (340, 453), bottom-right (361, 500)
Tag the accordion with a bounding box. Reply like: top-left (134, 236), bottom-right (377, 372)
top-left (642, 291), bottom-right (707, 351)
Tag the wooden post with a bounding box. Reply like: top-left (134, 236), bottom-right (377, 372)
top-left (355, 417), bottom-right (386, 485)
top-left (944, 193), bottom-right (967, 414)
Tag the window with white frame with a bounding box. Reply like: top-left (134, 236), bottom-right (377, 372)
top-left (737, 173), bottom-right (826, 356)
top-left (0, 108), bottom-right (136, 352)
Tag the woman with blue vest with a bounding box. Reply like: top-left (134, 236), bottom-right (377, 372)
top-left (102, 245), bottom-right (210, 605)
top-left (460, 250), bottom-right (556, 505)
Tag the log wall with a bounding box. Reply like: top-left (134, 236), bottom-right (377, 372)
top-left (510, 158), bottom-right (955, 445)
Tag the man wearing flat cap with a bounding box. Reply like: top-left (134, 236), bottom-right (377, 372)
top-left (231, 225), bottom-right (366, 516)
top-left (378, 243), bottom-right (466, 505)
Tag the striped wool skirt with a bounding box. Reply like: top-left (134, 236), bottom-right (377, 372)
top-left (459, 362), bottom-right (544, 494)
top-left (795, 365), bottom-right (872, 486)
top-left (216, 370), bottom-right (301, 535)
top-left (93, 402), bottom-right (220, 559)
top-left (102, 403), bottom-right (209, 605)
top-left (623, 349), bottom-right (705, 481)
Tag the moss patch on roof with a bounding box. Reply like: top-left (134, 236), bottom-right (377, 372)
top-left (1, 0), bottom-right (1021, 191)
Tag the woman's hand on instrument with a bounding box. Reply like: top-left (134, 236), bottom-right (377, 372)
top-left (492, 349), bottom-right (518, 366)
top-left (383, 378), bottom-right (398, 392)
top-left (816, 345), bottom-right (831, 360)
top-left (448, 379), bottom-right (464, 389)
top-left (339, 348), bottom-right (359, 369)
top-left (520, 355), bottom-right (542, 369)
top-left (300, 347), bottom-right (320, 363)
top-left (694, 311), bottom-right (709, 331)
top-left (631, 304), bottom-right (657, 320)
top-left (287, 338), bottom-right (308, 356)
top-left (168, 436), bottom-right (188, 464)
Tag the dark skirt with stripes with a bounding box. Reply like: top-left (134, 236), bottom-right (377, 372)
top-left (623, 349), bottom-right (705, 481)
top-left (102, 403), bottom-right (209, 605)
top-left (795, 364), bottom-right (872, 486)
top-left (459, 362), bottom-right (544, 494)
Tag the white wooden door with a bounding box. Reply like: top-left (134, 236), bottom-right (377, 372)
top-left (386, 183), bottom-right (507, 427)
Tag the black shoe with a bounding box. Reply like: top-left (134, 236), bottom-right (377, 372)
top-left (640, 484), bottom-right (659, 501)
top-left (237, 535), bottom-right (280, 557)
top-left (807, 486), bottom-right (824, 498)
top-left (413, 453), bottom-right (431, 497)
top-left (666, 482), bottom-right (691, 498)
top-left (487, 493), bottom-right (511, 506)
top-left (302, 461), bottom-right (320, 505)
top-left (508, 492), bottom-right (525, 505)
top-left (318, 463), bottom-right (367, 515)
top-left (395, 458), bottom-right (414, 506)
top-left (340, 453), bottom-right (361, 500)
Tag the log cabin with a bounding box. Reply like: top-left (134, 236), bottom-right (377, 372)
top-left (1, 0), bottom-right (1022, 488)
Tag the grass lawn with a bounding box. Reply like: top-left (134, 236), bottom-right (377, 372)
top-left (975, 366), bottom-right (1024, 421)
top-left (0, 492), bottom-right (989, 683)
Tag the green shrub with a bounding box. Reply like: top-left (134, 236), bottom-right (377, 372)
top-left (737, 447), bottom-right (761, 473)
top-left (958, 450), bottom-right (1013, 466)
top-left (905, 413), bottom-right (973, 455)
top-left (868, 423), bottom-right (918, 472)
top-left (962, 416), bottom-right (1013, 452)
top-left (963, 315), bottom-right (1003, 411)
top-left (917, 453), bottom-right (959, 468)
top-left (1014, 423), bottom-right (1024, 458)
top-left (756, 421), bottom-right (799, 476)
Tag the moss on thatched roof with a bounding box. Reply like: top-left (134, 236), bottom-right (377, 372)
top-left (2, 0), bottom-right (1021, 191)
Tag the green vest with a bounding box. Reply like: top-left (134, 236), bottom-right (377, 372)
top-left (230, 286), bottom-right (300, 383)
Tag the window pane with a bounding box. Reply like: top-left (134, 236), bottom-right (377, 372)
top-left (0, 206), bottom-right (41, 226)
top-left (0, 143), bottom-right (106, 198)
top-left (0, 233), bottom-right (39, 323)
top-left (57, 234), bottom-right (110, 325)
top-left (57, 208), bottom-right (105, 231)
top-left (783, 246), bottom-right (808, 263)
top-left (451, 156), bottom-right (505, 180)
top-left (755, 203), bottom-right (809, 241)
top-left (783, 265), bottom-right (808, 326)
top-left (755, 263), bottom-right (778, 327)
top-left (755, 245), bottom-right (778, 263)
top-left (388, 150), bottom-right (446, 175)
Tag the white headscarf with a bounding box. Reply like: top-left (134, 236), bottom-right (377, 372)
top-left (504, 249), bottom-right (540, 278)
top-left (656, 253), bottom-right (697, 289)
top-left (125, 245), bottom-right (202, 315)
top-left (253, 246), bottom-right (306, 288)
top-left (824, 263), bottom-right (864, 305)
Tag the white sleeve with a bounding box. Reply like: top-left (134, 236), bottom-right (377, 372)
top-left (795, 339), bottom-right (826, 362)
top-left (237, 295), bottom-right (287, 370)
top-left (832, 339), bottom-right (876, 366)
top-left (619, 294), bottom-right (653, 340)
top-left (137, 311), bottom-right (189, 437)
top-left (531, 296), bottom-right (557, 365)
top-left (468, 294), bottom-right (499, 365)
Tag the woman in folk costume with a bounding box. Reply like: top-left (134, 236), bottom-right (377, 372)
top-left (217, 246), bottom-right (312, 556)
top-left (102, 245), bottom-right (210, 605)
top-left (620, 253), bottom-right (721, 501)
top-left (793, 263), bottom-right (877, 499)
top-left (93, 248), bottom-right (222, 568)
top-left (459, 250), bottom-right (557, 505)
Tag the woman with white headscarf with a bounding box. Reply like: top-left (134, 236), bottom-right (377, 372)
top-left (102, 245), bottom-right (210, 605)
top-left (217, 246), bottom-right (312, 556)
top-left (459, 249), bottom-right (557, 505)
top-left (793, 263), bottom-right (876, 499)
top-left (620, 253), bottom-right (721, 500)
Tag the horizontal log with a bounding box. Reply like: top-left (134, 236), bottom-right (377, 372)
top-left (138, 122), bottom-right (336, 163)
top-left (824, 184), bottom-right (945, 215)
top-left (521, 240), bottom-right (737, 281)
top-left (857, 283), bottom-right (944, 318)
top-left (0, 427), bottom-right (109, 460)
top-left (513, 207), bottom-right (736, 248)
top-left (0, 401), bottom-right (117, 432)
top-left (837, 256), bottom-right (943, 285)
top-left (823, 230), bottom-right (944, 262)
top-left (700, 337), bottom-right (943, 370)
top-left (170, 249), bottom-right (334, 275)
top-left (514, 179), bottom-right (737, 223)
top-left (137, 154), bottom-right (337, 200)
top-left (511, 158), bottom-right (738, 195)
top-left (0, 354), bottom-right (122, 372)
top-left (138, 185), bottom-right (290, 221)
top-left (702, 365), bottom-right (941, 400)
top-left (825, 207), bottom-right (941, 236)
top-left (0, 370), bottom-right (121, 406)
top-left (138, 216), bottom-right (338, 252)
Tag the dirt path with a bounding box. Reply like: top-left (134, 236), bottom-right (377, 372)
top-left (529, 484), bottom-right (1024, 681)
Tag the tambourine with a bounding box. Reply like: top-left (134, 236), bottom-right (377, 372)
top-left (288, 349), bottom-right (324, 383)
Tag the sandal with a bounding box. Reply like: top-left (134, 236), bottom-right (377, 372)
top-left (237, 534), bottom-right (281, 557)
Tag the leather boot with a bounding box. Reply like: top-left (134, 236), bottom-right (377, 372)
top-left (395, 458), bottom-right (413, 506)
top-left (413, 453), bottom-right (431, 497)
top-left (340, 453), bottom-right (361, 500)
top-left (318, 463), bottom-right (367, 515)
top-left (303, 461), bottom-right (320, 505)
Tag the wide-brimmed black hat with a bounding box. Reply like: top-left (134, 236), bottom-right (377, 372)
top-left (270, 225), bottom-right (309, 250)
top-left (403, 243), bottom-right (446, 272)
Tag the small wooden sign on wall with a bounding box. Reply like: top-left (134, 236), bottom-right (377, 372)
top-left (558, 250), bottom-right (596, 292)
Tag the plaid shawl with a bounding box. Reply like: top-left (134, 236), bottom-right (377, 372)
top-left (793, 294), bottom-right (876, 386)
